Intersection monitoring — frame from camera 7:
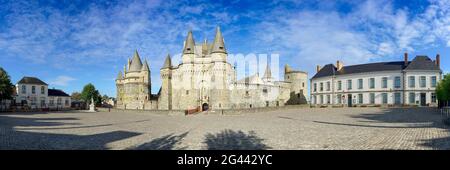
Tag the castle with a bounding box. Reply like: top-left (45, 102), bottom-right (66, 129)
top-left (115, 27), bottom-right (308, 110)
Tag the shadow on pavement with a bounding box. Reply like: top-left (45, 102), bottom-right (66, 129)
top-left (0, 114), bottom-right (141, 150)
top-left (351, 108), bottom-right (442, 124)
top-left (130, 132), bottom-right (189, 150)
top-left (204, 129), bottom-right (270, 150)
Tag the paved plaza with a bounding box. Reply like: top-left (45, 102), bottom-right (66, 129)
top-left (0, 107), bottom-right (449, 150)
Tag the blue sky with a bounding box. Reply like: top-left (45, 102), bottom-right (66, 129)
top-left (0, 0), bottom-right (449, 97)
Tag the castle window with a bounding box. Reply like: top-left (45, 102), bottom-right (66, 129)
top-left (302, 82), bottom-right (305, 87)
top-left (187, 48), bottom-right (191, 51)
top-left (186, 90), bottom-right (189, 95)
top-left (263, 89), bottom-right (268, 93)
top-left (219, 47), bottom-right (223, 50)
top-left (245, 91), bottom-right (249, 95)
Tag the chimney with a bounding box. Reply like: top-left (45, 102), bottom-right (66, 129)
top-left (404, 52), bottom-right (408, 65)
top-left (336, 60), bottom-right (344, 71)
top-left (316, 65), bottom-right (321, 73)
top-left (436, 54), bottom-right (440, 68)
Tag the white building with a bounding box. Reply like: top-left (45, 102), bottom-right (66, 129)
top-left (310, 54), bottom-right (442, 107)
top-left (15, 77), bottom-right (71, 110)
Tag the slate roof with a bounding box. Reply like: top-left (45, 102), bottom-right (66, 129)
top-left (17, 77), bottom-right (48, 85)
top-left (405, 55), bottom-right (441, 71)
top-left (312, 56), bottom-right (440, 79)
top-left (48, 89), bottom-right (70, 97)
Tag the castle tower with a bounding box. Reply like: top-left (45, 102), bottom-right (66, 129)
top-left (182, 30), bottom-right (195, 63)
top-left (158, 54), bottom-right (173, 110)
top-left (284, 64), bottom-right (308, 105)
top-left (141, 59), bottom-right (151, 99)
top-left (211, 26), bottom-right (227, 62)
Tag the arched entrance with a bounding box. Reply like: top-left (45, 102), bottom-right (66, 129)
top-left (202, 103), bottom-right (209, 111)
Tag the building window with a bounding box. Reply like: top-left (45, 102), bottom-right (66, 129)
top-left (320, 82), bottom-right (323, 91)
top-left (326, 82), bottom-right (330, 91)
top-left (302, 82), bottom-right (305, 87)
top-left (369, 78), bottom-right (375, 89)
top-left (358, 79), bottom-right (363, 89)
top-left (32, 86), bottom-right (36, 94)
top-left (320, 95), bottom-right (323, 104)
top-left (394, 76), bottom-right (401, 88)
top-left (326, 95), bottom-right (330, 104)
top-left (57, 98), bottom-right (62, 105)
top-left (245, 91), bottom-right (249, 95)
top-left (409, 92), bottom-right (415, 104)
top-left (31, 97), bottom-right (37, 105)
top-left (382, 93), bottom-right (388, 104)
top-left (186, 90), bottom-right (189, 95)
top-left (409, 76), bottom-right (415, 88)
top-left (369, 93), bottom-right (375, 104)
top-left (358, 94), bottom-right (363, 104)
top-left (337, 94), bottom-right (342, 104)
top-left (432, 93), bottom-right (436, 103)
top-left (382, 77), bottom-right (388, 88)
top-left (337, 81), bottom-right (342, 90)
top-left (394, 93), bottom-right (401, 104)
top-left (49, 99), bottom-right (54, 106)
top-left (313, 83), bottom-right (317, 92)
top-left (420, 76), bottom-right (426, 88)
top-left (347, 80), bottom-right (352, 90)
top-left (65, 99), bottom-right (69, 106)
top-left (40, 97), bottom-right (46, 107)
top-left (22, 85), bottom-right (26, 94)
top-left (431, 76), bottom-right (437, 87)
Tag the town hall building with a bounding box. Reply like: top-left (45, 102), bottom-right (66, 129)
top-left (310, 53), bottom-right (442, 107)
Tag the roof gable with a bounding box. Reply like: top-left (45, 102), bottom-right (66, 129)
top-left (17, 77), bottom-right (48, 85)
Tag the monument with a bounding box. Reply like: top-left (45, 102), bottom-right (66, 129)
top-left (89, 97), bottom-right (96, 112)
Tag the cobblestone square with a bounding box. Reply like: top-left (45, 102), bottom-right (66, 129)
top-left (1, 107), bottom-right (449, 150)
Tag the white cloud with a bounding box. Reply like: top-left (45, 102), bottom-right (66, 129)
top-left (49, 76), bottom-right (76, 86)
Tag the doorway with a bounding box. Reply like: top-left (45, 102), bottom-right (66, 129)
top-left (202, 103), bottom-right (209, 111)
top-left (347, 94), bottom-right (352, 107)
top-left (420, 93), bottom-right (426, 106)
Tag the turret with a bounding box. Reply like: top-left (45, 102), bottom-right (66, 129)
top-left (116, 71), bottom-right (123, 80)
top-left (211, 26), bottom-right (227, 62)
top-left (162, 54), bottom-right (172, 69)
top-left (129, 50), bottom-right (143, 72)
top-left (182, 31), bottom-right (196, 63)
top-left (159, 54), bottom-right (173, 110)
top-left (262, 63), bottom-right (273, 82)
top-left (211, 26), bottom-right (226, 54)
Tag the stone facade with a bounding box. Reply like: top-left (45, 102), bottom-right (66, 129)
top-left (116, 27), bottom-right (308, 110)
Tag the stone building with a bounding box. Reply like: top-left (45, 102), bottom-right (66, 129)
top-left (310, 53), bottom-right (442, 107)
top-left (115, 27), bottom-right (308, 110)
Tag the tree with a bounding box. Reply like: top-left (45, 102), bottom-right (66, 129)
top-left (80, 83), bottom-right (101, 106)
top-left (102, 94), bottom-right (109, 103)
top-left (436, 74), bottom-right (450, 107)
top-left (71, 92), bottom-right (82, 101)
top-left (0, 67), bottom-right (14, 101)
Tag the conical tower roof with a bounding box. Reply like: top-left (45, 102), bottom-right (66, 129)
top-left (141, 59), bottom-right (149, 71)
top-left (162, 54), bottom-right (172, 69)
top-left (117, 71), bottom-right (123, 80)
top-left (263, 63), bottom-right (272, 78)
top-left (211, 26), bottom-right (227, 54)
top-left (129, 50), bottom-right (143, 72)
top-left (183, 30), bottom-right (195, 54)
top-left (285, 64), bottom-right (292, 73)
